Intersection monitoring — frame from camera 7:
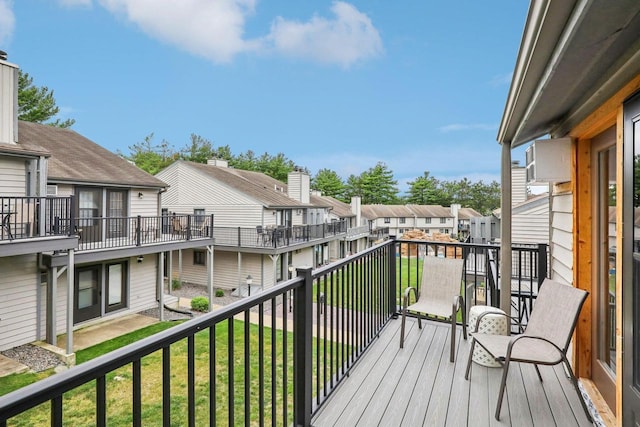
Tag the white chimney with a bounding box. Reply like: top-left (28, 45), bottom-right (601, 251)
top-left (351, 196), bottom-right (362, 225)
top-left (287, 169), bottom-right (310, 203)
top-left (511, 161), bottom-right (527, 206)
top-left (207, 158), bottom-right (228, 168)
top-left (451, 203), bottom-right (461, 232)
top-left (0, 55), bottom-right (19, 145)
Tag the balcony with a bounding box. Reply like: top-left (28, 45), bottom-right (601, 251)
top-left (212, 220), bottom-right (347, 251)
top-left (345, 224), bottom-right (370, 240)
top-left (45, 214), bottom-right (214, 266)
top-left (0, 196), bottom-right (77, 256)
top-left (0, 239), bottom-right (593, 426)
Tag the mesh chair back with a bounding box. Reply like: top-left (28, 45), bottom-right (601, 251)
top-left (419, 256), bottom-right (465, 304)
top-left (524, 279), bottom-right (588, 352)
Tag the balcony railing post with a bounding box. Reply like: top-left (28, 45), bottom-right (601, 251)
top-left (69, 196), bottom-right (76, 237)
top-left (537, 243), bottom-right (548, 287)
top-left (388, 240), bottom-right (397, 316)
top-left (293, 267), bottom-right (313, 427)
top-left (135, 215), bottom-right (141, 246)
top-left (210, 214), bottom-right (214, 238)
top-left (186, 215), bottom-right (192, 240)
top-left (237, 227), bottom-right (241, 247)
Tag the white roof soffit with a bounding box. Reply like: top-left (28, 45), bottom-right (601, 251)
top-left (497, 0), bottom-right (640, 148)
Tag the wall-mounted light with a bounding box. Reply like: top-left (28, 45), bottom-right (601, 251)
top-left (137, 255), bottom-right (144, 263)
top-left (138, 192), bottom-right (144, 199)
top-left (246, 275), bottom-right (253, 296)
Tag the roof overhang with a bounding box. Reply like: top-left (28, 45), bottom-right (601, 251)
top-left (498, 0), bottom-right (640, 148)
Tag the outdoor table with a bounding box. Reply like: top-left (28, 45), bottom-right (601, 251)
top-left (468, 305), bottom-right (508, 367)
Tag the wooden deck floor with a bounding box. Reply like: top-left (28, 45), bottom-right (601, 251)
top-left (312, 317), bottom-right (593, 427)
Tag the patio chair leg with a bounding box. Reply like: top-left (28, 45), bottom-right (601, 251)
top-left (563, 357), bottom-right (593, 423)
top-left (534, 364), bottom-right (543, 382)
top-left (464, 339), bottom-right (476, 380)
top-left (400, 309), bottom-right (406, 348)
top-left (450, 315), bottom-right (456, 362)
top-left (461, 297), bottom-right (468, 340)
top-left (495, 359), bottom-right (511, 420)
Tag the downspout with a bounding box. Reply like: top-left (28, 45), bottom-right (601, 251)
top-left (500, 143), bottom-right (513, 320)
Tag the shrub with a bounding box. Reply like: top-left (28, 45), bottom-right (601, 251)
top-left (191, 296), bottom-right (209, 312)
top-left (171, 279), bottom-right (182, 291)
top-left (215, 289), bottom-right (224, 298)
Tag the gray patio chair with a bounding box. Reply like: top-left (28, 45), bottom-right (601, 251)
top-left (399, 256), bottom-right (467, 362)
top-left (464, 278), bottom-right (592, 422)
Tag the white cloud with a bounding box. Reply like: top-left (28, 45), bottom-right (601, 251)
top-left (0, 0), bottom-right (15, 46)
top-left (94, 0), bottom-right (381, 66)
top-left (99, 0), bottom-right (257, 63)
top-left (439, 123), bottom-right (497, 133)
top-left (490, 72), bottom-right (512, 87)
top-left (265, 1), bottom-right (383, 67)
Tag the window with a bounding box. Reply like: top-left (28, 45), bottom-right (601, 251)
top-left (399, 217), bottom-right (406, 224)
top-left (193, 250), bottom-right (206, 266)
top-left (384, 217), bottom-right (390, 224)
top-left (194, 208), bottom-right (205, 226)
top-left (440, 217), bottom-right (446, 224)
top-left (425, 218), bottom-right (431, 224)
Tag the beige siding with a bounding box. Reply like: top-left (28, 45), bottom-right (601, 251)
top-left (0, 156), bottom-right (26, 196)
top-left (292, 247), bottom-right (314, 268)
top-left (157, 163), bottom-right (266, 227)
top-left (54, 184), bottom-right (74, 197)
top-left (171, 249), bottom-right (276, 289)
top-left (130, 189), bottom-right (160, 216)
top-left (0, 255), bottom-right (39, 350)
top-left (512, 167), bottom-right (527, 206)
top-left (512, 201), bottom-right (549, 245)
top-left (550, 193), bottom-right (573, 285)
top-left (0, 62), bottom-right (17, 145)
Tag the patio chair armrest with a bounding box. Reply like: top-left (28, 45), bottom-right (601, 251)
top-left (504, 335), bottom-right (563, 361)
top-left (474, 310), bottom-right (517, 334)
top-left (403, 287), bottom-right (418, 311)
top-left (452, 294), bottom-right (464, 310)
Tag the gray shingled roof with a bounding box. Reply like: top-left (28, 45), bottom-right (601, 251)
top-left (182, 161), bottom-right (311, 208)
top-left (313, 195), bottom-right (354, 218)
top-left (18, 121), bottom-right (167, 188)
top-left (458, 207), bottom-right (482, 219)
top-left (0, 140), bottom-right (50, 158)
top-left (361, 204), bottom-right (453, 219)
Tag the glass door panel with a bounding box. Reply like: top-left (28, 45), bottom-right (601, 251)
top-left (77, 188), bottom-right (102, 243)
top-left (74, 266), bottom-right (101, 323)
top-left (106, 262), bottom-right (127, 313)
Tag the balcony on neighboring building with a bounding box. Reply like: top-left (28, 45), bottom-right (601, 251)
top-left (0, 196), bottom-right (78, 256)
top-left (212, 220), bottom-right (348, 252)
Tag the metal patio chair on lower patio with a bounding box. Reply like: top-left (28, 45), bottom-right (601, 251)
top-left (464, 278), bottom-right (592, 422)
top-left (399, 255), bottom-right (467, 362)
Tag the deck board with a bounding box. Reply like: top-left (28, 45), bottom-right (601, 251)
top-left (312, 317), bottom-right (593, 427)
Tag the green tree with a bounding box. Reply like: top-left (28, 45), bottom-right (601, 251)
top-left (346, 162), bottom-right (399, 204)
top-left (180, 134), bottom-right (232, 164)
top-left (18, 71), bottom-right (75, 128)
top-left (312, 169), bottom-right (346, 201)
top-left (406, 172), bottom-right (444, 204)
top-left (121, 133), bottom-right (177, 175)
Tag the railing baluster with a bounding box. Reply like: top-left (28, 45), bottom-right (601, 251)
top-left (97, 376), bottom-right (106, 427)
top-left (271, 297), bottom-right (277, 427)
top-left (244, 311), bottom-right (250, 427)
top-left (51, 395), bottom-right (63, 426)
top-left (258, 303), bottom-right (264, 427)
top-left (163, 346), bottom-right (171, 427)
top-left (133, 359), bottom-right (141, 427)
top-left (228, 320), bottom-right (234, 427)
top-left (293, 267), bottom-right (313, 427)
top-left (210, 324), bottom-right (216, 427)
top-left (188, 335), bottom-right (195, 427)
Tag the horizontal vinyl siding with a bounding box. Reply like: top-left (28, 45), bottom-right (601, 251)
top-left (0, 65), bottom-right (17, 144)
top-left (512, 203), bottom-right (549, 245)
top-left (550, 193), bottom-right (573, 285)
top-left (171, 249), bottom-right (270, 289)
top-left (130, 189), bottom-right (159, 217)
top-left (0, 156), bottom-right (26, 196)
top-left (128, 257), bottom-right (159, 312)
top-left (54, 184), bottom-right (74, 197)
top-left (0, 255), bottom-right (39, 350)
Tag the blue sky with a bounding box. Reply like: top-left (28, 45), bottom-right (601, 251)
top-left (1, 0), bottom-right (530, 192)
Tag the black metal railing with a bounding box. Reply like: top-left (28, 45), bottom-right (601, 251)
top-left (0, 240), bottom-right (394, 426)
top-left (0, 196), bottom-right (74, 242)
top-left (369, 226), bottom-right (389, 241)
top-left (394, 239), bottom-right (549, 332)
top-left (213, 220), bottom-right (348, 249)
top-left (58, 214), bottom-right (213, 251)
